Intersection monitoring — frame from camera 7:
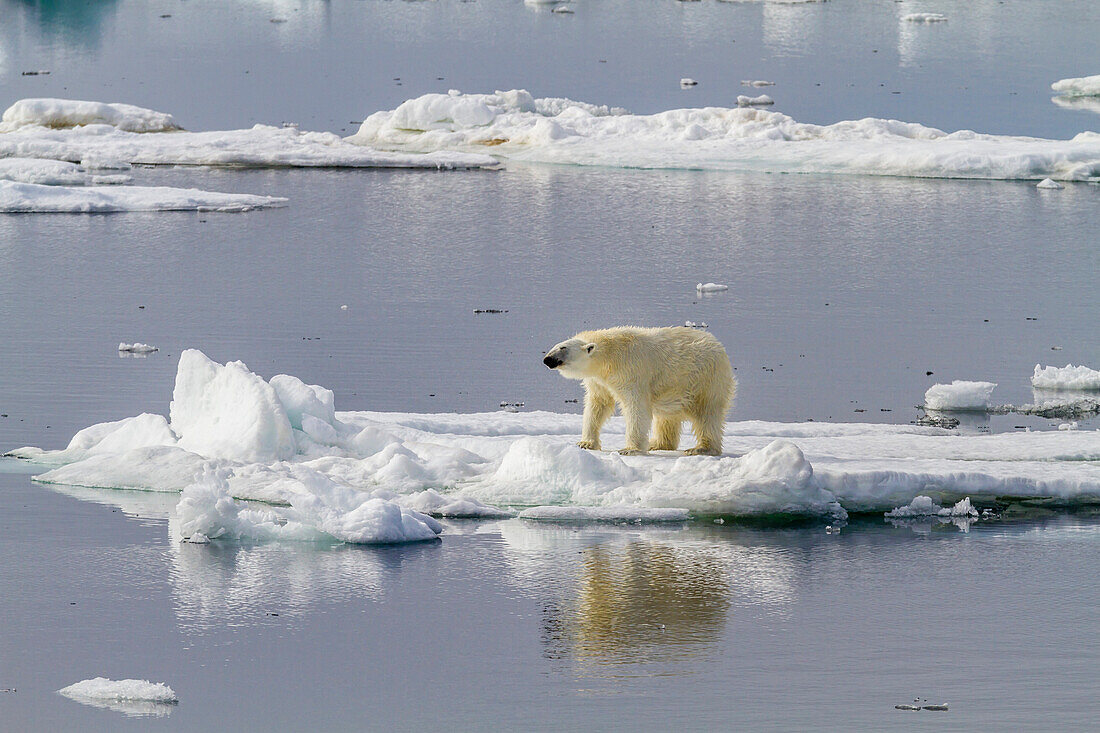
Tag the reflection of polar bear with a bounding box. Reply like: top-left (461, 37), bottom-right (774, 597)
top-left (543, 326), bottom-right (736, 456)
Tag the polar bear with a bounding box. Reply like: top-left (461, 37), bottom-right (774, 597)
top-left (543, 326), bottom-right (736, 456)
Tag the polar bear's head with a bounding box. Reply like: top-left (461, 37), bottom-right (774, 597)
top-left (543, 338), bottom-right (598, 380)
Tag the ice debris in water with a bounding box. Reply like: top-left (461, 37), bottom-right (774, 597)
top-left (349, 89), bottom-right (1100, 180)
top-left (0, 180), bottom-right (287, 214)
top-left (742, 80), bottom-right (776, 87)
top-left (680, 78), bottom-right (699, 88)
top-left (118, 342), bottom-right (158, 353)
top-left (696, 282), bottom-right (729, 293)
top-left (1036, 178), bottom-right (1064, 189)
top-left (902, 13), bottom-right (947, 23)
top-left (1032, 364), bottom-right (1100, 391)
top-left (737, 94), bottom-right (774, 107)
top-left (59, 677), bottom-right (178, 703)
top-left (885, 496), bottom-right (978, 518)
top-left (924, 381), bottom-right (997, 411)
top-left (1051, 74), bottom-right (1100, 97)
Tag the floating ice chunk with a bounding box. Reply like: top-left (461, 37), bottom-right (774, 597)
top-left (2, 98), bottom-right (181, 133)
top-left (1036, 177), bottom-right (1064, 189)
top-left (737, 94), bottom-right (774, 107)
top-left (885, 495), bottom-right (978, 518)
top-left (551, 5), bottom-right (574, 13)
top-left (0, 158), bottom-right (97, 185)
top-left (518, 505), bottom-right (690, 522)
top-left (696, 282), bottom-right (729, 293)
top-left (59, 678), bottom-right (177, 716)
top-left (177, 468), bottom-right (442, 544)
top-left (1059, 422), bottom-right (1079, 431)
top-left (924, 381), bottom-right (997, 411)
top-left (1051, 75), bottom-right (1100, 97)
top-left (119, 342), bottom-right (158, 353)
top-left (680, 78), bottom-right (699, 88)
top-left (351, 89), bottom-right (1100, 180)
top-left (398, 488), bottom-right (514, 518)
top-left (1032, 364), bottom-right (1100, 391)
top-left (742, 80), bottom-right (776, 87)
top-left (902, 13), bottom-right (947, 23)
top-left (169, 349), bottom-right (296, 463)
top-left (0, 180), bottom-right (286, 213)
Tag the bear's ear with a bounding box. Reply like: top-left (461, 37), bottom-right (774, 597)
top-left (584, 342), bottom-right (597, 354)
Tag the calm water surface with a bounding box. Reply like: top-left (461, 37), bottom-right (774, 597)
top-left (1, 0), bottom-right (1098, 729)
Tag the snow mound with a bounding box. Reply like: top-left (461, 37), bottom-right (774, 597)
top-left (2, 99), bottom-right (181, 133)
top-left (924, 381), bottom-right (998, 411)
top-left (1052, 75), bottom-right (1100, 97)
top-left (349, 89), bottom-right (1100, 180)
top-left (0, 180), bottom-right (286, 213)
top-left (1032, 364), bottom-right (1100, 391)
top-left (59, 677), bottom-right (177, 703)
top-left (885, 495), bottom-right (978, 518)
top-left (902, 13), bottom-right (947, 23)
top-left (1036, 177), bottom-right (1064, 189)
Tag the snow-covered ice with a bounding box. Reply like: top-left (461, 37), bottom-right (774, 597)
top-left (1051, 75), bottom-right (1100, 97)
top-left (0, 97), bottom-right (496, 170)
top-left (59, 677), bottom-right (177, 716)
top-left (902, 13), bottom-right (947, 23)
top-left (1032, 364), bottom-right (1100, 391)
top-left (9, 350), bottom-right (1100, 531)
top-left (696, 282), bottom-right (729, 293)
top-left (118, 342), bottom-right (158, 353)
top-left (0, 157), bottom-right (130, 186)
top-left (924, 381), bottom-right (997, 411)
top-left (348, 89), bottom-right (1100, 180)
top-left (736, 94), bottom-right (774, 107)
top-left (1036, 177), bottom-right (1064, 189)
top-left (885, 495), bottom-right (978, 518)
top-left (0, 180), bottom-right (286, 213)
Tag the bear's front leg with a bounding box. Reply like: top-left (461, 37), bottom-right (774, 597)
top-left (579, 379), bottom-right (614, 451)
top-left (618, 392), bottom-right (652, 455)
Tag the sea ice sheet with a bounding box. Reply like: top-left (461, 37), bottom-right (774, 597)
top-left (349, 89), bottom-right (1100, 180)
top-left (0, 180), bottom-right (286, 213)
top-left (9, 351), bottom-right (1100, 533)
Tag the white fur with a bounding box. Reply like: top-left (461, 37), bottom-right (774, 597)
top-left (545, 326), bottom-right (736, 455)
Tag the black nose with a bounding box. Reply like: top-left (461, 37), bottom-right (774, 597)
top-left (544, 355), bottom-right (562, 369)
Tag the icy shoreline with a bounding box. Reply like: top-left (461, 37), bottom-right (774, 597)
top-left (7, 351), bottom-right (1100, 544)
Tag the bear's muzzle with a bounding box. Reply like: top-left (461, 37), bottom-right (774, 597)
top-left (543, 355), bottom-right (563, 369)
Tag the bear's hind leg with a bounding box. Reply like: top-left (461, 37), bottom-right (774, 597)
top-left (686, 407), bottom-right (724, 456)
top-left (649, 416), bottom-right (682, 451)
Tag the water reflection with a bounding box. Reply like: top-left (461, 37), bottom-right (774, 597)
top-left (58, 694), bottom-right (176, 718)
top-left (762, 2), bottom-right (823, 56)
top-left (10, 0), bottom-right (121, 47)
top-left (1052, 96), bottom-right (1100, 115)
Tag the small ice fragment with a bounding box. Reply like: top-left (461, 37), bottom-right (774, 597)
top-left (895, 704), bottom-right (921, 711)
top-left (59, 677), bottom-right (178, 704)
top-left (696, 282), bottom-right (729, 293)
top-left (923, 380), bottom-right (997, 411)
top-left (340, 304), bottom-right (348, 310)
top-left (1036, 178), bottom-right (1063, 189)
top-left (1058, 422), bottom-right (1079, 431)
top-left (680, 78), bottom-right (698, 88)
top-left (118, 342), bottom-right (158, 353)
top-left (684, 320), bottom-right (708, 329)
top-left (737, 94), bottom-right (774, 107)
top-left (713, 517), bottom-right (725, 524)
top-left (902, 13), bottom-right (947, 23)
top-left (741, 80), bottom-right (775, 87)
top-left (552, 5), bottom-right (574, 13)
top-left (923, 703), bottom-right (949, 711)
top-left (1032, 363), bottom-right (1100, 391)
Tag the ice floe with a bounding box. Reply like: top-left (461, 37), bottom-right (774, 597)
top-left (1032, 364), bottom-right (1100, 391)
top-left (8, 350), bottom-right (1100, 533)
top-left (923, 381), bottom-right (997, 411)
top-left (1051, 75), bottom-right (1100, 97)
top-left (118, 342), bottom-right (158, 353)
top-left (1036, 177), bottom-right (1063, 189)
top-left (736, 94), bottom-right (774, 107)
top-left (58, 677), bottom-right (177, 717)
top-left (0, 180), bottom-right (286, 213)
top-left (0, 97), bottom-right (496, 170)
top-left (742, 80), bottom-right (776, 87)
top-left (696, 282), bottom-right (729, 293)
top-left (349, 89), bottom-right (1100, 180)
top-left (0, 157), bottom-right (130, 186)
top-left (902, 13), bottom-right (947, 23)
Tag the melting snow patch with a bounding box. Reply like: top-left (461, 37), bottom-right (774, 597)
top-left (924, 381), bottom-right (997, 411)
top-left (1036, 177), bottom-right (1064, 189)
top-left (1052, 75), bottom-right (1100, 97)
top-left (1032, 364), bottom-right (1100, 391)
